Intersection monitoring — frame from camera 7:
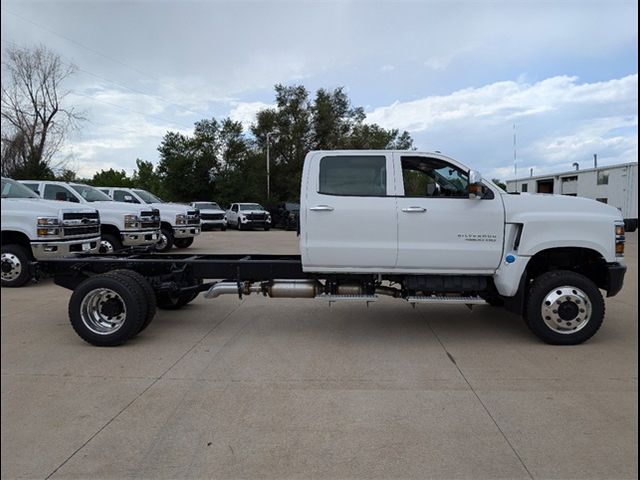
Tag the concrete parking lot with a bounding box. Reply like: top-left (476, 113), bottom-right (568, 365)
top-left (1, 231), bottom-right (637, 479)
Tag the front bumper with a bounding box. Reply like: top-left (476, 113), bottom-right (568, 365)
top-left (201, 219), bottom-right (226, 227)
top-left (121, 229), bottom-right (160, 246)
top-left (606, 262), bottom-right (627, 297)
top-left (31, 236), bottom-right (101, 259)
top-left (173, 226), bottom-right (201, 238)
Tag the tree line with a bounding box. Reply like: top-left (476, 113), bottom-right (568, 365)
top-left (2, 45), bottom-right (414, 206)
top-left (83, 84), bottom-right (414, 206)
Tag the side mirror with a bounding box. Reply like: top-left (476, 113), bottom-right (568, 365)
top-left (468, 170), bottom-right (483, 199)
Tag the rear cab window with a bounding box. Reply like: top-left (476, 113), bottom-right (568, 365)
top-left (318, 155), bottom-right (389, 196)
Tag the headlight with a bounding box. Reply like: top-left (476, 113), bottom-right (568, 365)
top-left (124, 214), bottom-right (141, 229)
top-left (37, 217), bottom-right (59, 226)
top-left (175, 214), bottom-right (187, 225)
top-left (36, 217), bottom-right (60, 237)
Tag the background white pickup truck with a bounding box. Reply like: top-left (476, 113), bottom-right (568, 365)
top-left (1, 177), bottom-right (101, 287)
top-left (191, 202), bottom-right (227, 230)
top-left (99, 187), bottom-right (200, 252)
top-left (226, 203), bottom-right (271, 230)
top-left (20, 181), bottom-right (160, 253)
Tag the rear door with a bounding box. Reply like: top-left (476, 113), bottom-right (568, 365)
top-left (302, 152), bottom-right (397, 271)
top-left (394, 153), bottom-right (504, 273)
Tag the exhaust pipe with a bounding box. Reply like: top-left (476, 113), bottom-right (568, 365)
top-left (205, 280), bottom-right (320, 299)
top-left (204, 281), bottom-right (240, 299)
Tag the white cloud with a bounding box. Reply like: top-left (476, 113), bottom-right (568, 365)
top-left (366, 75), bottom-right (637, 132)
top-left (228, 101), bottom-right (273, 130)
top-left (365, 74), bottom-right (637, 181)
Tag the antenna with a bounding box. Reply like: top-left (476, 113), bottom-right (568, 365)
top-left (513, 124), bottom-right (518, 192)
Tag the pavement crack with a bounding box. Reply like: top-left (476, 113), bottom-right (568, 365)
top-left (419, 309), bottom-right (535, 480)
top-left (44, 303), bottom-right (241, 479)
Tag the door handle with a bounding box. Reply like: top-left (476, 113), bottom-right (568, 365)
top-left (310, 205), bottom-right (334, 211)
top-left (401, 206), bottom-right (427, 213)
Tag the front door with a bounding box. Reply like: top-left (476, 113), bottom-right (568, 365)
top-left (394, 154), bottom-right (504, 273)
top-left (302, 152), bottom-right (398, 271)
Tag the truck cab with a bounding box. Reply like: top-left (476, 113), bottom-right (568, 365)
top-left (20, 181), bottom-right (160, 253)
top-left (1, 177), bottom-right (101, 287)
top-left (99, 187), bottom-right (200, 251)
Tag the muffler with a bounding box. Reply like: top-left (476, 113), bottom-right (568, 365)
top-left (205, 280), bottom-right (320, 299)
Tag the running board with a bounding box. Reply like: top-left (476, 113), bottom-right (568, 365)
top-left (406, 295), bottom-right (487, 305)
top-left (315, 294), bottom-right (378, 304)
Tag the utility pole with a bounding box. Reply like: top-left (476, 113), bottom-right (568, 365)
top-left (266, 131), bottom-right (277, 199)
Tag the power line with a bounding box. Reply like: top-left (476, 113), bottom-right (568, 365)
top-left (2, 8), bottom-right (161, 82)
top-left (1, 37), bottom-right (196, 131)
top-left (0, 32), bottom-right (212, 119)
top-left (70, 90), bottom-right (194, 130)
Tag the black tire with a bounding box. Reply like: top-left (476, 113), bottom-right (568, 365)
top-left (100, 234), bottom-right (123, 254)
top-left (264, 226), bottom-right (271, 231)
top-left (68, 273), bottom-right (147, 346)
top-left (155, 227), bottom-right (174, 253)
top-left (1, 244), bottom-right (33, 288)
top-left (174, 237), bottom-right (194, 249)
top-left (156, 278), bottom-right (202, 310)
top-left (221, 225), bottom-right (227, 231)
top-left (237, 221), bottom-right (242, 231)
top-left (106, 269), bottom-right (157, 333)
top-left (525, 270), bottom-right (605, 345)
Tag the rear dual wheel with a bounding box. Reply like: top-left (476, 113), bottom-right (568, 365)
top-left (68, 270), bottom-right (156, 346)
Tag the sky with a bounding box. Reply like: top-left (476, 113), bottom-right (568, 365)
top-left (1, 0), bottom-right (637, 181)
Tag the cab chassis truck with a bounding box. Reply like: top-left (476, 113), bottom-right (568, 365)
top-left (35, 151), bottom-right (627, 347)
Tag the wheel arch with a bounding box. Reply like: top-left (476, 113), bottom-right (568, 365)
top-left (1, 230), bottom-right (33, 255)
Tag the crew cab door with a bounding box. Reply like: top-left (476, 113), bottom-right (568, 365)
top-left (302, 152), bottom-right (397, 271)
top-left (394, 153), bottom-right (504, 273)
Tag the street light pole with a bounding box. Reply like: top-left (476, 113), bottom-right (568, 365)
top-left (266, 131), bottom-right (276, 199)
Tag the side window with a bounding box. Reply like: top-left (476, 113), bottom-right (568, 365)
top-left (43, 184), bottom-right (78, 202)
top-left (232, 205), bottom-right (238, 212)
top-left (22, 183), bottom-right (40, 194)
top-left (113, 190), bottom-right (138, 203)
top-left (319, 155), bottom-right (386, 196)
top-left (401, 156), bottom-right (468, 198)
top-left (99, 189), bottom-right (110, 196)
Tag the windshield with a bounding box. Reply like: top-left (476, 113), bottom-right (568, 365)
top-left (69, 184), bottom-right (112, 202)
top-left (194, 202), bottom-right (220, 210)
top-left (240, 204), bottom-right (264, 211)
top-left (134, 189), bottom-right (163, 203)
top-left (1, 178), bottom-right (40, 199)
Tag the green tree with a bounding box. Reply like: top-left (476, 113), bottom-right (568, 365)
top-left (91, 168), bottom-right (133, 187)
top-left (492, 178), bottom-right (507, 190)
top-left (132, 159), bottom-right (164, 197)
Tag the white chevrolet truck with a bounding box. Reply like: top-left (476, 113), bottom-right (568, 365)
top-left (36, 151), bottom-right (626, 347)
top-left (21, 181), bottom-right (161, 253)
top-left (1, 177), bottom-right (101, 287)
top-left (99, 187), bottom-right (200, 251)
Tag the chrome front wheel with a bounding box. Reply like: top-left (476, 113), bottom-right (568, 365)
top-left (540, 286), bottom-right (592, 334)
top-left (1, 252), bottom-right (22, 282)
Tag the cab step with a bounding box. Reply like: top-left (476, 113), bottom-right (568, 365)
top-left (315, 294), bottom-right (378, 304)
top-left (406, 295), bottom-right (487, 305)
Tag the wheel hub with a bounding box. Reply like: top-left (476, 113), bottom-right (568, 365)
top-left (541, 285), bottom-right (592, 334)
top-left (1, 253), bottom-right (22, 281)
top-left (100, 297), bottom-right (124, 318)
top-left (557, 301), bottom-right (580, 320)
top-left (99, 240), bottom-right (114, 254)
top-left (79, 288), bottom-right (127, 335)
